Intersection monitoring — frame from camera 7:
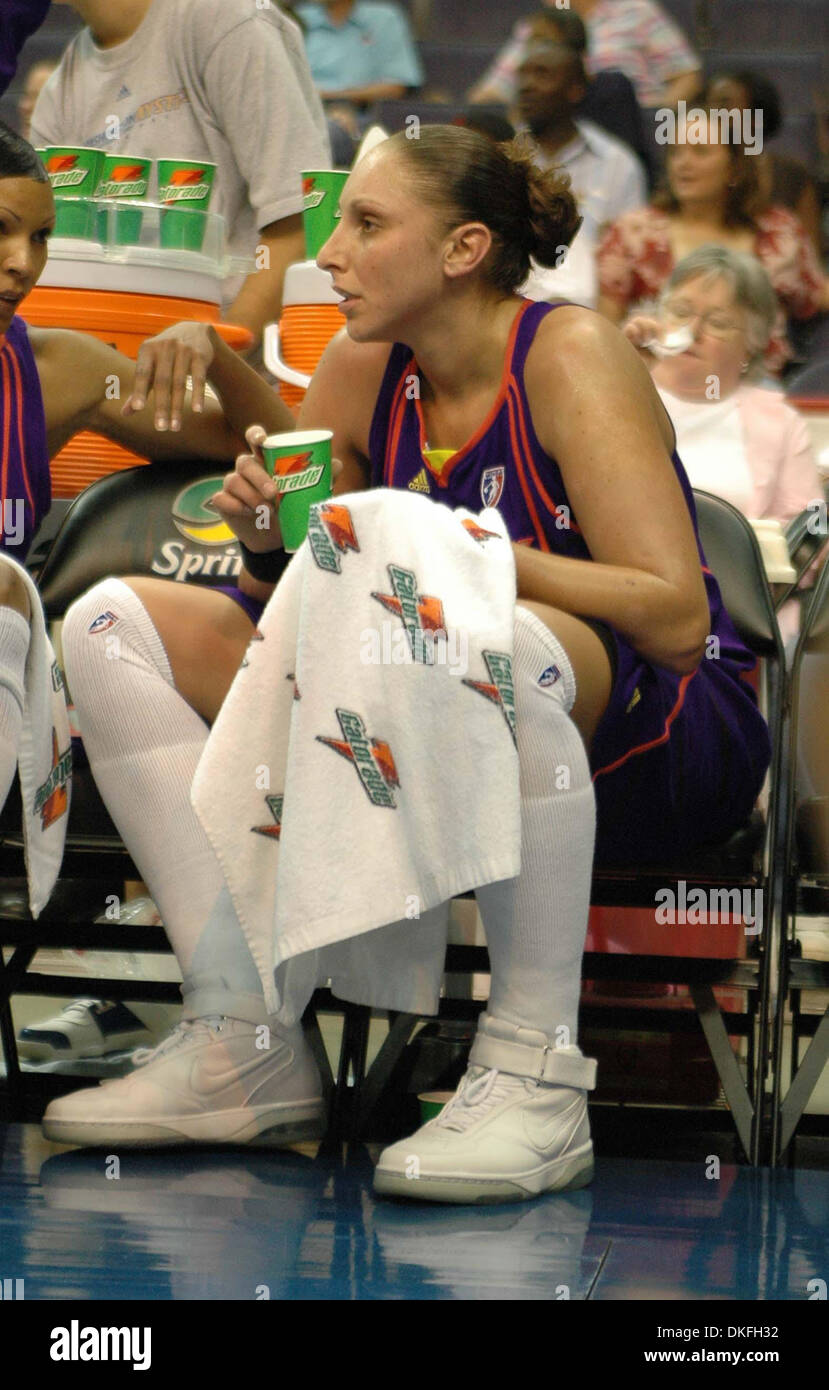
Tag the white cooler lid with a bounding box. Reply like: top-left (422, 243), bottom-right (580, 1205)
top-left (39, 238), bottom-right (226, 305)
top-left (282, 259), bottom-right (341, 306)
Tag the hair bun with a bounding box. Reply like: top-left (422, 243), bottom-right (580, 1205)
top-left (521, 157), bottom-right (583, 267)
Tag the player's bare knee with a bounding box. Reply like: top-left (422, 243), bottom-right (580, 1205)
top-left (0, 560), bottom-right (31, 622)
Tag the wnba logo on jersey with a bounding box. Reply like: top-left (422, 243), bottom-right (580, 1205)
top-left (480, 466), bottom-right (505, 509)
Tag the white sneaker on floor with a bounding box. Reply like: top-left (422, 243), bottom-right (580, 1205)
top-left (18, 999), bottom-right (152, 1061)
top-left (41, 1015), bottom-right (326, 1149)
top-left (373, 1012), bottom-right (597, 1205)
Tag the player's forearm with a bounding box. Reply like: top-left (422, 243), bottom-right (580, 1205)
top-left (205, 325), bottom-right (295, 438)
top-left (512, 543), bottom-right (708, 675)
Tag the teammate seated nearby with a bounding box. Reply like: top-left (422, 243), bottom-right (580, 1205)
top-left (0, 118), bottom-right (295, 1054)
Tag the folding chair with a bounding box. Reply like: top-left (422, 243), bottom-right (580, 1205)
top-left (348, 492), bottom-right (787, 1164)
top-left (0, 461), bottom-right (336, 1119)
top-left (772, 554), bottom-right (829, 1162)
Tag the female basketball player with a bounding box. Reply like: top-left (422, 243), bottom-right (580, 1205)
top-left (50, 128), bottom-right (771, 1203)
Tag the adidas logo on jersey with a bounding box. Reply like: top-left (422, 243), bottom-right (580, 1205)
top-left (408, 468), bottom-right (430, 493)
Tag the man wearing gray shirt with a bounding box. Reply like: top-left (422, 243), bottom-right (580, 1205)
top-left (33, 0), bottom-right (331, 350)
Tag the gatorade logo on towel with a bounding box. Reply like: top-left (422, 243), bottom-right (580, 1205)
top-left (34, 729), bottom-right (71, 830)
top-left (307, 503), bottom-right (360, 574)
top-left (317, 709), bottom-right (400, 808)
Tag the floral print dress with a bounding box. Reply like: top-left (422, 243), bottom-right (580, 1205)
top-left (597, 204), bottom-right (824, 372)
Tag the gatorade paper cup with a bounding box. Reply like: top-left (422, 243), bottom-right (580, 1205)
top-left (301, 170), bottom-right (348, 259)
top-left (95, 154), bottom-right (152, 244)
top-left (43, 147), bottom-right (105, 239)
top-left (157, 159), bottom-right (217, 251)
top-left (262, 430), bottom-right (333, 553)
top-left (418, 1092), bottom-right (454, 1123)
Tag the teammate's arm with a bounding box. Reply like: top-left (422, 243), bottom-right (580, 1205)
top-left (31, 328), bottom-right (247, 462)
top-left (521, 308), bottom-right (709, 675)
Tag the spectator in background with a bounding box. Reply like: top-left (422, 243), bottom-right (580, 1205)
top-left (516, 39), bottom-right (647, 308)
top-left (18, 59), bottom-right (58, 142)
top-left (469, 0), bottom-right (701, 111)
top-left (33, 0), bottom-right (330, 352)
top-left (704, 70), bottom-right (824, 256)
top-left (297, 1), bottom-right (422, 112)
top-left (597, 109), bottom-right (828, 374)
top-left (472, 8), bottom-right (649, 181)
top-left (624, 247), bottom-right (823, 525)
top-left (0, 0), bottom-right (50, 96)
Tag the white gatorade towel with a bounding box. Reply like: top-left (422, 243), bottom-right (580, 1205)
top-left (3, 554), bottom-right (72, 916)
top-left (192, 488), bottom-right (520, 1017)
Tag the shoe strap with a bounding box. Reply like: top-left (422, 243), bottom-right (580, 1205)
top-left (469, 1033), bottom-right (597, 1090)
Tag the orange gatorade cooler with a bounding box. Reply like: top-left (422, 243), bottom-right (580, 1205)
top-left (21, 218), bottom-right (252, 498)
top-left (264, 260), bottom-right (343, 413)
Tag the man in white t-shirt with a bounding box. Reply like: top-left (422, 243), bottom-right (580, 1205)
top-left (32, 0), bottom-right (331, 349)
top-left (518, 41), bottom-right (646, 309)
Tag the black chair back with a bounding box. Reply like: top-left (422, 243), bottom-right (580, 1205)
top-left (36, 462), bottom-right (241, 620)
top-left (693, 489), bottom-right (782, 659)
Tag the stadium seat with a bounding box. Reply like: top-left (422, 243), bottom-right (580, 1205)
top-left (772, 553), bottom-right (829, 1162)
top-left (418, 43), bottom-right (501, 100)
top-left (704, 0), bottom-right (829, 52)
top-left (785, 359), bottom-right (829, 400)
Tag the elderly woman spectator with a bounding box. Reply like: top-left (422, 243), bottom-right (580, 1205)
top-left (597, 109), bottom-right (828, 374)
top-left (623, 247), bottom-right (823, 524)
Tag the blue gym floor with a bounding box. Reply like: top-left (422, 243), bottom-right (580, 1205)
top-left (1, 1123), bottom-right (826, 1300)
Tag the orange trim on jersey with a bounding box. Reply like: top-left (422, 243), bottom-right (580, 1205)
top-left (7, 344), bottom-right (34, 514)
top-left (0, 348), bottom-right (11, 503)
top-left (592, 669), bottom-right (696, 781)
top-left (507, 385), bottom-right (550, 551)
top-left (384, 361), bottom-right (412, 487)
top-left (511, 376), bottom-right (582, 536)
top-left (413, 300), bottom-right (533, 487)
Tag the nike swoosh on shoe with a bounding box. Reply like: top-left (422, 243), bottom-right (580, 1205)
top-left (521, 1097), bottom-right (585, 1153)
top-left (188, 1050), bottom-right (292, 1099)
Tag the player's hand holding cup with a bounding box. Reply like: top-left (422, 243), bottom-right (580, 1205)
top-left (210, 424), bottom-right (284, 553)
top-left (209, 425), bottom-right (339, 554)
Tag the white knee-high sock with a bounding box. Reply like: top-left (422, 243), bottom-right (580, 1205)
top-left (0, 607), bottom-right (28, 812)
top-left (61, 579), bottom-right (267, 1023)
top-left (474, 605), bottom-right (596, 1045)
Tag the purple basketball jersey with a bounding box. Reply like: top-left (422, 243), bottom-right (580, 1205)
top-left (0, 316), bottom-right (51, 562)
top-left (369, 299), bottom-right (771, 862)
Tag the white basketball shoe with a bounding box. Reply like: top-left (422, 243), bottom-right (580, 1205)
top-left (373, 1012), bottom-right (596, 1204)
top-left (42, 1015), bottom-right (326, 1148)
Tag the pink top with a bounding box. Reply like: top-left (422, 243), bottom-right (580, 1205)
top-left (597, 205), bottom-right (825, 373)
top-left (734, 386), bottom-right (823, 522)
